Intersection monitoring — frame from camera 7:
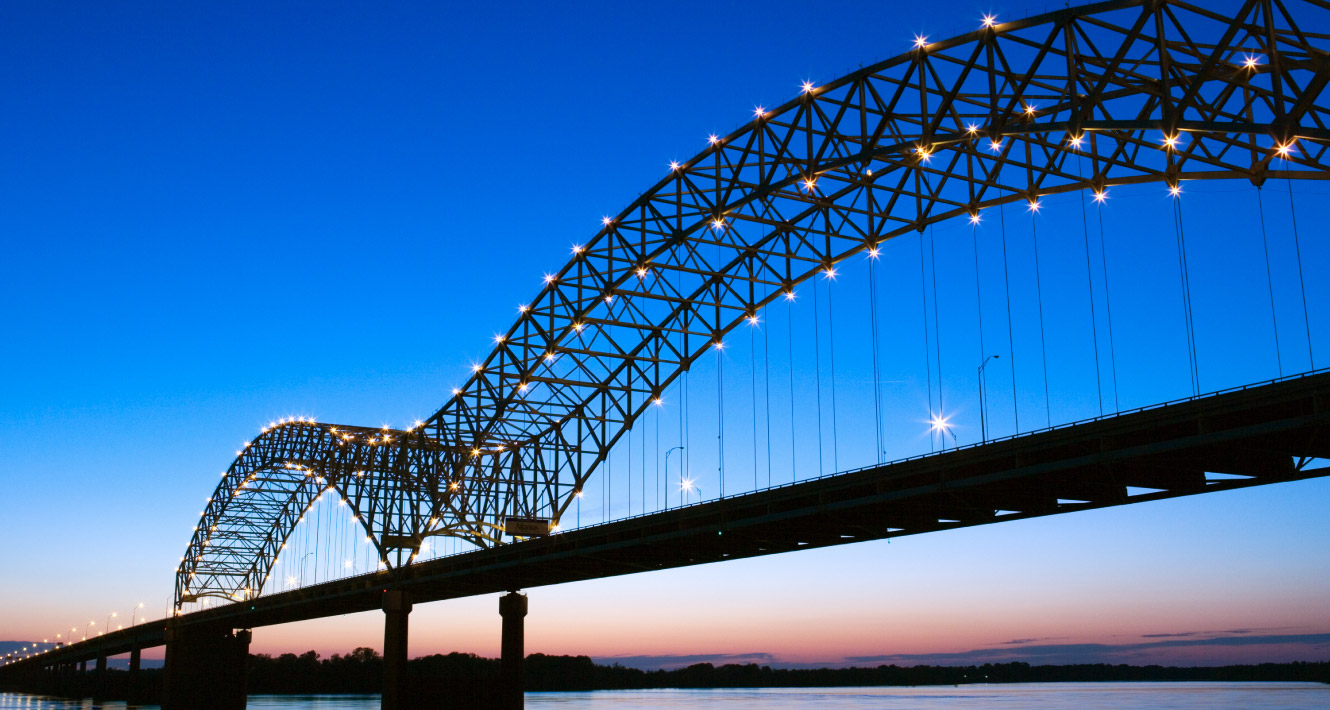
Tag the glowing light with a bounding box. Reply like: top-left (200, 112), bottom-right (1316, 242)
top-left (471, 363), bottom-right (482, 373)
top-left (604, 294), bottom-right (614, 304)
top-left (914, 35), bottom-right (928, 48)
top-left (823, 267), bottom-right (837, 279)
top-left (713, 340), bottom-right (725, 350)
top-left (343, 560), bottom-right (353, 570)
top-left (989, 139), bottom-right (1003, 152)
top-left (1162, 134), bottom-right (1179, 150)
top-left (784, 290), bottom-right (797, 301)
top-left (1025, 104), bottom-right (1037, 115)
top-left (572, 244), bottom-right (584, 254)
top-left (1244, 54), bottom-right (1260, 69)
top-left (867, 247), bottom-right (881, 258)
top-left (653, 397), bottom-right (664, 407)
top-left (601, 216), bottom-right (613, 226)
top-left (754, 106), bottom-right (766, 117)
top-left (413, 420), bottom-right (423, 428)
top-left (1276, 143), bottom-right (1294, 157)
top-left (1027, 199), bottom-right (1042, 213)
top-left (802, 177), bottom-right (817, 192)
top-left (493, 334), bottom-right (505, 344)
top-left (930, 414), bottom-right (951, 432)
top-left (543, 273), bottom-right (556, 284)
top-left (982, 14), bottom-right (997, 27)
top-left (801, 80), bottom-right (816, 93)
top-left (543, 352), bottom-right (555, 362)
top-left (969, 212), bottom-right (982, 225)
top-left (471, 448), bottom-right (481, 456)
top-left (1069, 135), bottom-right (1084, 149)
top-left (681, 477), bottom-right (697, 492)
top-left (747, 314), bottom-right (760, 325)
top-left (575, 489), bottom-right (584, 498)
top-left (573, 321), bottom-right (585, 332)
top-left (669, 160), bottom-right (681, 170)
top-left (708, 134), bottom-right (720, 144)
top-left (636, 266), bottom-right (649, 278)
top-left (518, 304), bottom-right (529, 313)
top-left (712, 218), bottom-right (725, 230)
top-left (966, 123), bottom-right (978, 134)
top-left (1169, 183), bottom-right (1183, 198)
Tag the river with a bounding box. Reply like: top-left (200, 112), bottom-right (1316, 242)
top-left (2, 682), bottom-right (1328, 708)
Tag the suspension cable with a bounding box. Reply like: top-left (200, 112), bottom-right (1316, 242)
top-left (1256, 186), bottom-right (1283, 377)
top-left (1030, 205), bottom-right (1052, 427)
top-left (751, 321), bottom-right (758, 490)
top-left (717, 341), bottom-right (725, 498)
top-left (654, 399), bottom-right (660, 512)
top-left (920, 231), bottom-right (936, 449)
top-left (827, 268), bottom-right (840, 472)
top-left (929, 225), bottom-right (945, 433)
top-left (765, 296), bottom-right (773, 487)
top-left (869, 252), bottom-right (884, 463)
top-left (1000, 204), bottom-right (1020, 433)
top-left (813, 274), bottom-right (826, 474)
top-left (1172, 194), bottom-right (1200, 395)
top-left (787, 293), bottom-right (797, 482)
top-left (972, 218), bottom-right (985, 411)
top-left (1095, 193), bottom-right (1120, 412)
top-left (1286, 175), bottom-right (1316, 369)
top-left (1078, 159), bottom-right (1104, 416)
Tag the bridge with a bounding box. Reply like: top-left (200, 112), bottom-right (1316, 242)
top-left (4, 1), bottom-right (1330, 708)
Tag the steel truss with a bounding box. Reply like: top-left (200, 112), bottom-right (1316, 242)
top-left (177, 0), bottom-right (1330, 608)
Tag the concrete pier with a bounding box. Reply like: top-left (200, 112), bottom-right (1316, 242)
top-left (381, 590), bottom-right (413, 710)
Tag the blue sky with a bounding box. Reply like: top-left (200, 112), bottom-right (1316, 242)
top-left (1, 0), bottom-right (1328, 667)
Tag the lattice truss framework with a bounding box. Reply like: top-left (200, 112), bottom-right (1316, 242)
top-left (177, 0), bottom-right (1330, 607)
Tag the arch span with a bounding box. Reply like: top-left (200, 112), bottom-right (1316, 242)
top-left (178, 0), bottom-right (1330, 608)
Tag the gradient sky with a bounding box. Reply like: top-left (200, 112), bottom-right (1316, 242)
top-left (2, 0), bottom-right (1328, 669)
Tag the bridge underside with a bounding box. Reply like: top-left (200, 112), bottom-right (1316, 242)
top-left (10, 371), bottom-right (1327, 675)
top-left (161, 370), bottom-right (1325, 631)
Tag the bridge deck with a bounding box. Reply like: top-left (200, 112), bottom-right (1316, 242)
top-left (8, 371), bottom-right (1328, 669)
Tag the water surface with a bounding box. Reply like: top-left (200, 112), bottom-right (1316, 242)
top-left (3, 682), bottom-right (1327, 709)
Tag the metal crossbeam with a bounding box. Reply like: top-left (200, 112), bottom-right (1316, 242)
top-left (175, 0), bottom-right (1330, 608)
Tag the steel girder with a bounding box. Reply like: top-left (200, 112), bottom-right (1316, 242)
top-left (177, 0), bottom-right (1330, 607)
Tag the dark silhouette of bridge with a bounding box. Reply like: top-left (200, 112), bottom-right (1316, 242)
top-left (4, 1), bottom-right (1330, 708)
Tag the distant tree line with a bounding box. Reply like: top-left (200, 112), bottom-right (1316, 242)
top-left (244, 649), bottom-right (1330, 694)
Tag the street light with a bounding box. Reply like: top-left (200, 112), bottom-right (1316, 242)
top-left (978, 354), bottom-right (1001, 442)
top-left (663, 446), bottom-right (684, 510)
top-left (85, 620), bottom-right (95, 641)
top-left (131, 602), bottom-right (145, 626)
top-left (105, 611), bottom-right (117, 634)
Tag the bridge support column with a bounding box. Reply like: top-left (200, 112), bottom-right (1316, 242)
top-left (93, 651), bottom-right (106, 699)
top-left (161, 624), bottom-right (251, 710)
top-left (499, 591), bottom-right (527, 710)
top-left (128, 644), bottom-right (142, 700)
top-left (382, 590), bottom-right (413, 710)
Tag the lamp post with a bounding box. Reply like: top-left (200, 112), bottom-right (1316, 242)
top-left (131, 602), bottom-right (145, 626)
top-left (105, 611), bottom-right (117, 635)
top-left (663, 446), bottom-right (684, 510)
top-left (978, 354), bottom-right (1000, 442)
top-left (85, 620), bottom-right (95, 641)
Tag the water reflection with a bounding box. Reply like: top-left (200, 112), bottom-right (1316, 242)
top-left (3, 683), bottom-right (1328, 709)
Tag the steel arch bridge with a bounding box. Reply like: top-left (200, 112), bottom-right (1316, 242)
top-left (176, 0), bottom-right (1330, 610)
